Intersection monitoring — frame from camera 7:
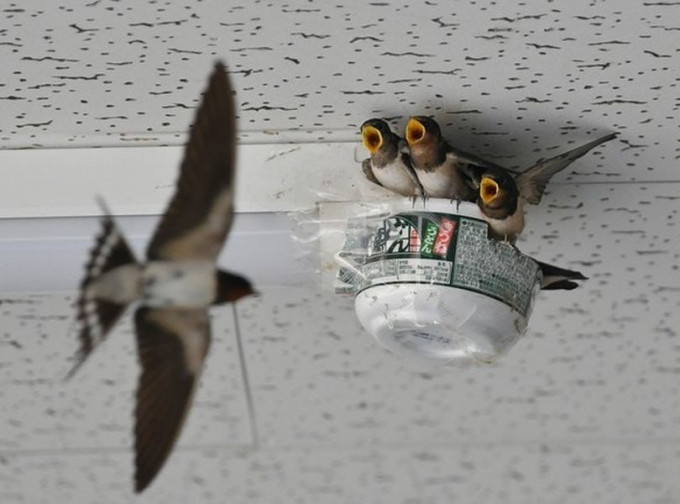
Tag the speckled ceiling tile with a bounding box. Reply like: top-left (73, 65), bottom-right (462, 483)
top-left (217, 444), bottom-right (541, 504)
top-left (3, 442), bottom-right (679, 504)
top-left (0, 295), bottom-right (73, 452)
top-left (12, 452), bottom-right (135, 504)
top-left (4, 445), bottom-right (538, 504)
top-left (536, 443), bottom-right (680, 504)
top-left (0, 383), bottom-right (63, 452)
top-left (400, 444), bottom-right (541, 503)
top-left (202, 446), bottom-right (420, 504)
top-left (0, 0), bottom-right (677, 181)
top-left (513, 182), bottom-right (680, 442)
top-left (10, 448), bottom-right (234, 504)
top-left (11, 443), bottom-right (675, 504)
top-left (0, 294), bottom-right (76, 383)
top-left (0, 454), bottom-right (24, 504)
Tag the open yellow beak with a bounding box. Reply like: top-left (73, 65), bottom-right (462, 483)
top-left (362, 125), bottom-right (383, 154)
top-left (480, 177), bottom-right (500, 205)
top-left (406, 118), bottom-right (426, 145)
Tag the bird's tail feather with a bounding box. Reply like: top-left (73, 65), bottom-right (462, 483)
top-left (66, 200), bottom-right (138, 379)
top-left (535, 260), bottom-right (587, 291)
top-left (541, 279), bottom-right (580, 291)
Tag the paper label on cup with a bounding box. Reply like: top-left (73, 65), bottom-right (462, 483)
top-left (336, 211), bottom-right (539, 316)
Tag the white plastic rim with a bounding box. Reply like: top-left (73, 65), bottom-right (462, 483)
top-left (355, 282), bottom-right (538, 368)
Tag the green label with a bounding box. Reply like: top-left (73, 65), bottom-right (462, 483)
top-left (340, 211), bottom-right (540, 316)
top-left (420, 221), bottom-right (438, 256)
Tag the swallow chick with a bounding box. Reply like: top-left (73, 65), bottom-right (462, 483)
top-left (404, 116), bottom-right (502, 202)
top-left (68, 62), bottom-right (255, 493)
top-left (360, 118), bottom-right (424, 199)
top-left (466, 133), bottom-right (618, 242)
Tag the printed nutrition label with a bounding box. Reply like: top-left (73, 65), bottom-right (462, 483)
top-left (360, 258), bottom-right (453, 285)
top-left (452, 218), bottom-right (538, 315)
top-left (344, 210), bottom-right (540, 316)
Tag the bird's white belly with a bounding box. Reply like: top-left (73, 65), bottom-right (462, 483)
top-left (374, 161), bottom-right (416, 195)
top-left (416, 167), bottom-right (454, 198)
top-left (485, 201), bottom-right (525, 240)
top-left (141, 261), bottom-right (216, 308)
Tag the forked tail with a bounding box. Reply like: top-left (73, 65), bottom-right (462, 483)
top-left (535, 260), bottom-right (588, 291)
top-left (66, 200), bottom-right (138, 379)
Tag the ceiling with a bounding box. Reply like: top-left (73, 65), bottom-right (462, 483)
top-left (1, 0), bottom-right (677, 175)
top-left (1, 0), bottom-right (679, 502)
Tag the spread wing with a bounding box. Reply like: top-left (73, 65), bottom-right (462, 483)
top-left (133, 307), bottom-right (211, 493)
top-left (516, 132), bottom-right (618, 205)
top-left (146, 62), bottom-right (237, 261)
top-left (447, 144), bottom-right (510, 173)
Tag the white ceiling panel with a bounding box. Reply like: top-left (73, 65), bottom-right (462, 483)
top-left (1, 0), bottom-right (678, 181)
top-left (0, 1), bottom-right (678, 502)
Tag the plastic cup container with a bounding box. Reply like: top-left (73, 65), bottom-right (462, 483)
top-left (350, 199), bottom-right (542, 367)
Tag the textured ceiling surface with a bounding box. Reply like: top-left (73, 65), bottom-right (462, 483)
top-left (0, 0), bottom-right (678, 182)
top-left (1, 0), bottom-right (679, 503)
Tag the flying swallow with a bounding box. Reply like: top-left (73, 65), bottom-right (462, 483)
top-left (68, 62), bottom-right (255, 493)
top-left (465, 133), bottom-right (618, 242)
top-left (360, 118), bottom-right (424, 199)
top-left (534, 259), bottom-right (587, 290)
top-left (404, 116), bottom-right (503, 202)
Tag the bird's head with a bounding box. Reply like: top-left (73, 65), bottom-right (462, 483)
top-left (361, 119), bottom-right (393, 155)
top-left (477, 171), bottom-right (519, 217)
top-left (405, 116), bottom-right (441, 147)
top-left (480, 176), bottom-right (500, 205)
top-left (215, 270), bottom-right (257, 305)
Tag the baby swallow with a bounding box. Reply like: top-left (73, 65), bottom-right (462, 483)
top-left (534, 259), bottom-right (587, 290)
top-left (360, 118), bottom-right (424, 199)
top-left (68, 62), bottom-right (255, 493)
top-left (404, 116), bottom-right (501, 201)
top-left (466, 133), bottom-right (618, 242)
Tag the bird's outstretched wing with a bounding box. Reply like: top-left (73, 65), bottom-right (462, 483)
top-left (447, 145), bottom-right (510, 173)
top-left (133, 307), bottom-right (211, 493)
top-left (516, 133), bottom-right (618, 205)
top-left (146, 62), bottom-right (237, 261)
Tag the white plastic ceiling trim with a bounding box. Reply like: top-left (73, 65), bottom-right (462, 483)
top-left (0, 212), bottom-right (312, 293)
top-left (0, 142), bottom-right (369, 218)
top-left (0, 142), bottom-right (395, 292)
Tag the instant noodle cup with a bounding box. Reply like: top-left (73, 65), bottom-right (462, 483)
top-left (345, 199), bottom-right (542, 367)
